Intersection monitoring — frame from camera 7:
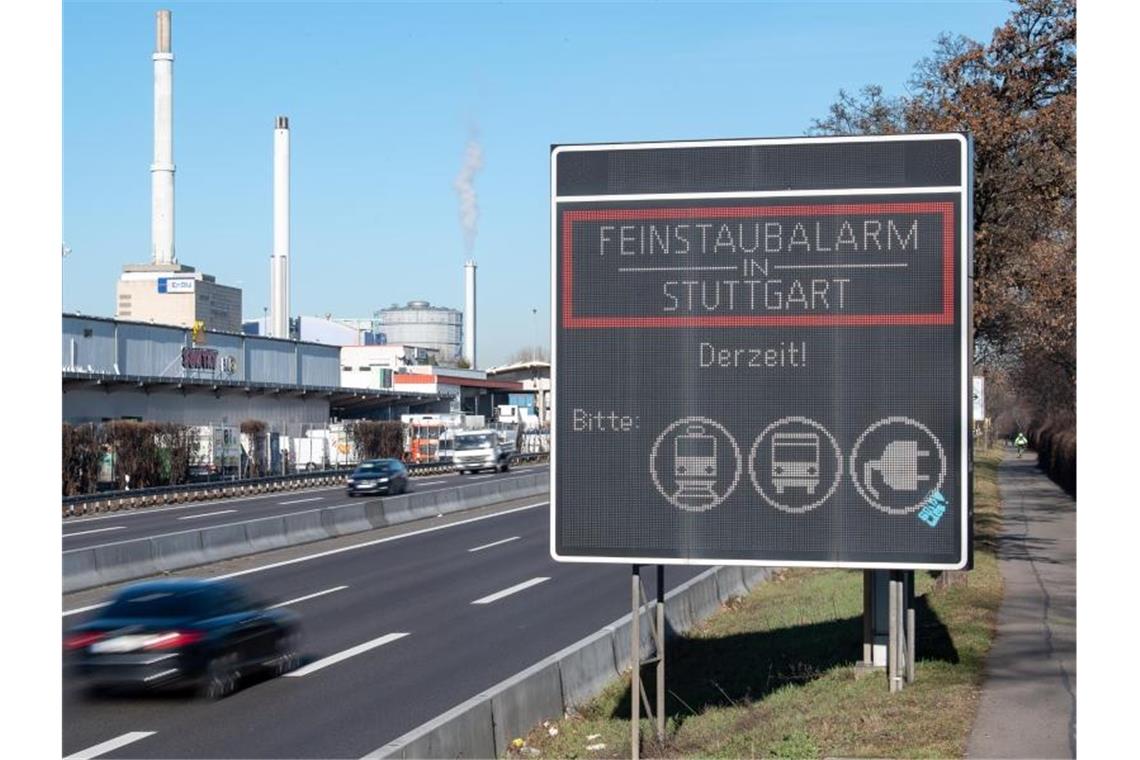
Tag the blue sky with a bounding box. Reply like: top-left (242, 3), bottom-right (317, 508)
top-left (63, 0), bottom-right (1011, 366)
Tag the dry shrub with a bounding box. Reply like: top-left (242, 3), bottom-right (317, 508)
top-left (240, 419), bottom-right (268, 477)
top-left (62, 423), bottom-right (104, 496)
top-left (349, 421), bottom-right (404, 460)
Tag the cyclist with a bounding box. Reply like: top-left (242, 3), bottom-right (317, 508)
top-left (1014, 432), bottom-right (1028, 458)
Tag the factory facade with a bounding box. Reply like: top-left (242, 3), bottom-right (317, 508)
top-left (116, 265), bottom-right (243, 333)
top-left (63, 314), bottom-right (445, 434)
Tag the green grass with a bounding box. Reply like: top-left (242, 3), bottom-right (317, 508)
top-left (512, 448), bottom-right (1005, 759)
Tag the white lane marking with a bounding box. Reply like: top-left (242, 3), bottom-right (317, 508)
top-left (64, 732), bottom-right (156, 760)
top-left (62, 526), bottom-right (126, 538)
top-left (471, 576), bottom-right (550, 605)
top-left (64, 507), bottom-right (328, 553)
top-left (176, 509), bottom-right (237, 521)
top-left (468, 536), bottom-right (521, 553)
top-left (285, 633), bottom-right (409, 677)
top-left (211, 501), bottom-right (547, 582)
top-left (63, 501), bottom-right (548, 616)
top-left (62, 485), bottom-right (344, 524)
top-left (62, 602), bottom-right (110, 618)
top-left (416, 479), bottom-right (447, 485)
top-left (270, 585), bottom-right (349, 609)
top-left (279, 496), bottom-right (324, 505)
top-left (469, 474), bottom-right (495, 480)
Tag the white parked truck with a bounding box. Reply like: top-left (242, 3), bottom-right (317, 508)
top-left (452, 428), bottom-right (516, 474)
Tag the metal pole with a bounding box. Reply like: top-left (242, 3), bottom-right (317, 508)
top-left (888, 571), bottom-right (900, 693)
top-left (631, 565), bottom-right (640, 760)
top-left (862, 570), bottom-right (872, 666)
top-left (656, 564), bottom-right (665, 742)
top-left (906, 571), bottom-right (916, 684)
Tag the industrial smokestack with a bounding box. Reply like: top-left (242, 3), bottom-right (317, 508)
top-left (464, 260), bottom-right (477, 368)
top-left (151, 10), bottom-right (176, 265)
top-left (270, 116), bottom-right (290, 339)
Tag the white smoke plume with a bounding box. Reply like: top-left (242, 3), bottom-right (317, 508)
top-left (453, 132), bottom-right (484, 254)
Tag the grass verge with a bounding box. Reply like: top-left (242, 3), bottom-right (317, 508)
top-left (514, 448), bottom-right (1005, 759)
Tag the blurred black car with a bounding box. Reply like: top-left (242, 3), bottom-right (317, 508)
top-left (66, 578), bottom-right (300, 698)
top-left (345, 458), bottom-right (409, 497)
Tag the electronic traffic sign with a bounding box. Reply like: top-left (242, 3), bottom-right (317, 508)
top-left (551, 135), bottom-right (972, 569)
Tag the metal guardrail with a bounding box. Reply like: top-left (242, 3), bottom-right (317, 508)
top-left (61, 452), bottom-right (549, 517)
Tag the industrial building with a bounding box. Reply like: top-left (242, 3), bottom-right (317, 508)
top-left (486, 360), bottom-right (551, 425)
top-left (375, 301), bottom-right (464, 364)
top-left (62, 313), bottom-right (446, 433)
top-left (341, 345), bottom-right (436, 389)
top-left (114, 10), bottom-right (244, 334)
top-left (243, 315), bottom-right (378, 346)
top-left (392, 365), bottom-right (522, 419)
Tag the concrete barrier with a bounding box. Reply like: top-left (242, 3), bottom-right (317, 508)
top-left (363, 499), bottom-right (390, 530)
top-left (611, 611), bottom-right (658, 673)
top-left (370, 696), bottom-right (497, 760)
top-left (371, 565), bottom-right (777, 759)
top-left (244, 517), bottom-right (290, 553)
top-left (490, 661), bottom-right (565, 755)
top-left (199, 523), bottom-right (252, 563)
top-left (151, 531), bottom-right (205, 573)
top-left (93, 541), bottom-right (156, 587)
top-left (557, 628), bottom-right (620, 709)
top-left (62, 550), bottom-right (100, 593)
top-left (63, 473), bottom-right (551, 593)
top-left (320, 503), bottom-right (371, 537)
top-left (283, 509), bottom-right (327, 545)
top-left (743, 567), bottom-right (773, 589)
top-left (715, 565), bottom-right (748, 603)
top-left (686, 571), bottom-right (722, 623)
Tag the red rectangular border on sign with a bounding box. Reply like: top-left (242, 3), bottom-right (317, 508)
top-left (560, 202), bottom-right (956, 328)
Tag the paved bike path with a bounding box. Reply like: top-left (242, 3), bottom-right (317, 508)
top-left (967, 451), bottom-right (1076, 759)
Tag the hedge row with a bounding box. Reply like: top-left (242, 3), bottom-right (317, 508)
top-left (62, 421), bottom-right (199, 496)
top-left (1030, 413), bottom-right (1076, 497)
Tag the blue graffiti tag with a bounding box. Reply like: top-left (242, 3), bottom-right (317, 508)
top-left (917, 490), bottom-right (949, 527)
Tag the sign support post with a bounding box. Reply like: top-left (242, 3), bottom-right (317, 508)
top-left (906, 571), bottom-right (916, 684)
top-left (630, 564), bottom-right (666, 758)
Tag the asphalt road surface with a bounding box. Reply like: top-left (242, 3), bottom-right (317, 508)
top-left (62, 494), bottom-right (702, 759)
top-left (61, 464), bottom-right (549, 551)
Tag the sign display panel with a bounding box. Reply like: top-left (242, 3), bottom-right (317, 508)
top-left (551, 135), bottom-right (972, 569)
top-left (158, 277), bottom-right (195, 293)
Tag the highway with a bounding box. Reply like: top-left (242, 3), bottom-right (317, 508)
top-left (61, 464), bottom-right (549, 551)
top-left (62, 492), bottom-right (703, 759)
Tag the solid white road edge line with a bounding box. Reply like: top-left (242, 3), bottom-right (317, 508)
top-left (62, 526), bottom-right (126, 538)
top-left (468, 536), bottom-right (521, 553)
top-left (270, 585), bottom-right (349, 608)
top-left (471, 576), bottom-right (550, 605)
top-left (64, 731), bottom-right (156, 760)
top-left (176, 509), bottom-right (237, 521)
top-left (211, 501), bottom-right (548, 581)
top-left (278, 496), bottom-right (324, 505)
top-left (62, 501), bottom-right (548, 616)
top-left (285, 633), bottom-right (409, 677)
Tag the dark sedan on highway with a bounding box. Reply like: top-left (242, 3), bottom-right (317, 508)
top-left (345, 458), bottom-right (409, 496)
top-left (66, 578), bottom-right (300, 698)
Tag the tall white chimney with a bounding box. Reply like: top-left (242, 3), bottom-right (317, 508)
top-left (464, 260), bottom-right (477, 368)
top-left (151, 10), bottom-right (176, 265)
top-left (270, 116), bottom-right (290, 339)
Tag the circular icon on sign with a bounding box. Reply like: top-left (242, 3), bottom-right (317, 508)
top-left (849, 416), bottom-right (947, 515)
top-left (748, 416), bottom-right (842, 514)
top-left (650, 417), bottom-right (741, 513)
